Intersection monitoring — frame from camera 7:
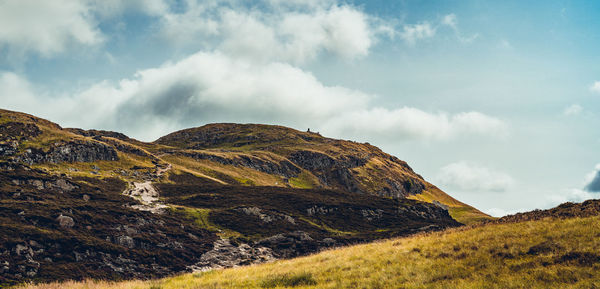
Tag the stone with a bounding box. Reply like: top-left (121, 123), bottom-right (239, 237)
top-left (56, 214), bottom-right (75, 229)
top-left (30, 179), bottom-right (44, 190)
top-left (55, 179), bottom-right (76, 191)
top-left (15, 244), bottom-right (31, 256)
top-left (116, 235), bottom-right (135, 249)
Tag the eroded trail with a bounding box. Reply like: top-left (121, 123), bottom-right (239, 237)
top-left (122, 162), bottom-right (171, 213)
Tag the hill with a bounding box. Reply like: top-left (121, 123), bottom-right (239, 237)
top-left (17, 200), bottom-right (600, 289)
top-left (0, 108), bottom-right (486, 286)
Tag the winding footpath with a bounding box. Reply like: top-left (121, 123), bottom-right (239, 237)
top-left (122, 163), bottom-right (171, 214)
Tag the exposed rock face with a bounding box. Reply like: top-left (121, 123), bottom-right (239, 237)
top-left (257, 231), bottom-right (320, 259)
top-left (288, 150), bottom-right (368, 193)
top-left (16, 141), bottom-right (118, 165)
top-left (382, 177), bottom-right (425, 198)
top-left (0, 142), bottom-right (19, 156)
top-left (188, 239), bottom-right (275, 272)
top-left (93, 136), bottom-right (156, 159)
top-left (239, 207), bottom-right (296, 224)
top-left (65, 128), bottom-right (130, 141)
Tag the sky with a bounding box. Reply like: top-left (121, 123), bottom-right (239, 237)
top-left (1, 0), bottom-right (599, 216)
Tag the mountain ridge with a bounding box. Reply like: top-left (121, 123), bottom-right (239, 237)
top-left (0, 108), bottom-right (486, 286)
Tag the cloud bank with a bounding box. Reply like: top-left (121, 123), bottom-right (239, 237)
top-left (1, 50), bottom-right (507, 142)
top-left (436, 161), bottom-right (515, 192)
top-left (0, 0), bottom-right (502, 142)
top-left (0, 0), bottom-right (103, 57)
top-left (563, 104), bottom-right (582, 116)
top-left (584, 164), bottom-right (600, 193)
top-left (591, 81), bottom-right (600, 94)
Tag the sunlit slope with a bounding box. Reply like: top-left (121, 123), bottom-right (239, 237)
top-left (155, 123), bottom-right (491, 224)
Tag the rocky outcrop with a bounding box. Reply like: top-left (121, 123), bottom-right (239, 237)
top-left (188, 239), bottom-right (275, 272)
top-left (380, 177), bottom-right (425, 198)
top-left (188, 231), bottom-right (342, 272)
top-left (15, 140), bottom-right (118, 165)
top-left (65, 128), bottom-right (130, 141)
top-left (0, 141), bottom-right (19, 156)
top-left (288, 150), bottom-right (368, 193)
top-left (238, 207), bottom-right (296, 224)
top-left (257, 231), bottom-right (321, 259)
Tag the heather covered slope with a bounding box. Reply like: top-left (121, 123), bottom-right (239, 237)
top-left (19, 201), bottom-right (600, 289)
top-left (0, 108), bottom-right (467, 286)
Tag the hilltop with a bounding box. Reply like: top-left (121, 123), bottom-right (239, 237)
top-left (0, 108), bottom-right (487, 286)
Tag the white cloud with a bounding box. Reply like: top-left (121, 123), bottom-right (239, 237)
top-left (436, 161), bottom-right (515, 192)
top-left (484, 207), bottom-right (527, 218)
top-left (499, 39), bottom-right (513, 50)
top-left (157, 1), bottom-right (377, 63)
top-left (584, 164), bottom-right (600, 192)
top-left (590, 81), bottom-right (600, 94)
top-left (323, 109), bottom-right (507, 141)
top-left (0, 72), bottom-right (43, 112)
top-left (442, 14), bottom-right (458, 28)
top-left (563, 104), bottom-right (582, 116)
top-left (0, 51), bottom-right (508, 142)
top-left (267, 0), bottom-right (335, 8)
top-left (0, 0), bottom-right (103, 57)
top-left (277, 5), bottom-right (372, 60)
top-left (160, 1), bottom-right (220, 45)
top-left (399, 23), bottom-right (435, 45)
top-left (441, 13), bottom-right (478, 43)
top-left (547, 189), bottom-right (597, 205)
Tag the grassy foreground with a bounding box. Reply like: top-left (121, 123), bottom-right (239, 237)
top-left (17, 215), bottom-right (600, 289)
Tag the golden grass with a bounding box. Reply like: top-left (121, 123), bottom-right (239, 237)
top-left (161, 154), bottom-right (285, 187)
top-left (18, 216), bottom-right (600, 289)
top-left (409, 187), bottom-right (493, 225)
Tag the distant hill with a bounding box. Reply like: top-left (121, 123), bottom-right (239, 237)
top-left (0, 108), bottom-right (488, 286)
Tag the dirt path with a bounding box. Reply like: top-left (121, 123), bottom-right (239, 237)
top-left (123, 162), bottom-right (171, 214)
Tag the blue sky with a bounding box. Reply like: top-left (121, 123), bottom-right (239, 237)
top-left (1, 0), bottom-right (599, 216)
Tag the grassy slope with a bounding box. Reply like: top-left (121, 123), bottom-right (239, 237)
top-left (154, 123), bottom-right (492, 224)
top-left (409, 185), bottom-right (491, 224)
top-left (19, 215), bottom-right (600, 289)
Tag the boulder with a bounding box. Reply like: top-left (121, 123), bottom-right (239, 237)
top-left (56, 215), bottom-right (74, 229)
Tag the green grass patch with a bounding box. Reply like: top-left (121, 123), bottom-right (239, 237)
top-left (260, 273), bottom-right (317, 288)
top-left (173, 206), bottom-right (243, 239)
top-left (288, 171), bottom-right (316, 189)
